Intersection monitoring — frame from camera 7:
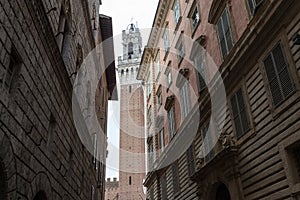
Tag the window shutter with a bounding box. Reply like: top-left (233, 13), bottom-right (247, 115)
top-left (187, 145), bottom-right (195, 176)
top-left (231, 95), bottom-right (243, 137)
top-left (248, 0), bottom-right (255, 15)
top-left (223, 9), bottom-right (233, 51)
top-left (237, 89), bottom-right (250, 133)
top-left (217, 20), bottom-right (226, 58)
top-left (264, 54), bottom-right (282, 105)
top-left (172, 163), bottom-right (179, 192)
top-left (264, 43), bottom-right (294, 106)
top-left (273, 44), bottom-right (295, 97)
top-left (160, 175), bottom-right (167, 200)
top-left (231, 89), bottom-right (250, 138)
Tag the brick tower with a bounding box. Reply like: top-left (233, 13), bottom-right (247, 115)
top-left (118, 23), bottom-right (146, 200)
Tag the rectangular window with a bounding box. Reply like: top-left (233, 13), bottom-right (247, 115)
top-left (230, 88), bottom-right (250, 138)
top-left (2, 47), bottom-right (22, 91)
top-left (189, 3), bottom-right (200, 32)
top-left (149, 186), bottom-right (154, 200)
top-left (194, 49), bottom-right (206, 92)
top-left (176, 35), bottom-right (185, 63)
top-left (263, 43), bottom-right (295, 106)
top-left (180, 81), bottom-right (190, 118)
top-left (168, 106), bottom-right (175, 139)
top-left (247, 0), bottom-right (262, 16)
top-left (174, 0), bottom-right (181, 25)
top-left (149, 142), bottom-right (154, 166)
top-left (157, 90), bottom-right (162, 107)
top-left (160, 174), bottom-right (167, 200)
top-left (292, 146), bottom-right (300, 179)
top-left (163, 29), bottom-right (169, 53)
top-left (159, 128), bottom-right (165, 152)
top-left (187, 144), bottom-right (195, 177)
top-left (216, 7), bottom-right (234, 58)
top-left (155, 54), bottom-right (161, 79)
top-left (202, 123), bottom-right (215, 162)
top-left (172, 162), bottom-right (180, 193)
top-left (167, 69), bottom-right (172, 88)
top-left (147, 75), bottom-right (151, 98)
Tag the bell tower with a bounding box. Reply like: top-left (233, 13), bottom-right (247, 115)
top-left (118, 23), bottom-right (146, 200)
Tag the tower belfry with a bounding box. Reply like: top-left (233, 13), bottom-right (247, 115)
top-left (118, 23), bottom-right (145, 200)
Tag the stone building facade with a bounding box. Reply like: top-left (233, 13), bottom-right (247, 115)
top-left (105, 178), bottom-right (119, 200)
top-left (0, 0), bottom-right (116, 200)
top-left (118, 24), bottom-right (146, 200)
top-left (139, 0), bottom-right (300, 199)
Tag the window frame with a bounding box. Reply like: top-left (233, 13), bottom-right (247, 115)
top-left (230, 87), bottom-right (251, 138)
top-left (175, 33), bottom-right (185, 66)
top-left (168, 105), bottom-right (175, 139)
top-left (259, 36), bottom-right (299, 119)
top-left (188, 0), bottom-right (201, 35)
top-left (180, 81), bottom-right (190, 118)
top-left (172, 161), bottom-right (180, 195)
top-left (215, 6), bottom-right (234, 59)
top-left (173, 0), bottom-right (181, 26)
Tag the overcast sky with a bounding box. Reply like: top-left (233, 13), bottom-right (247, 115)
top-left (100, 0), bottom-right (159, 180)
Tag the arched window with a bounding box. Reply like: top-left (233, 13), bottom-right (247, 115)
top-left (0, 160), bottom-right (7, 200)
top-left (33, 191), bottom-right (48, 200)
top-left (216, 183), bottom-right (231, 200)
top-left (128, 42), bottom-right (133, 59)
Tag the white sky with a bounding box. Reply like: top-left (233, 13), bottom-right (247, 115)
top-left (100, 0), bottom-right (159, 180)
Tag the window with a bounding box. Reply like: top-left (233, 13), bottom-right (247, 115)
top-left (2, 47), bottom-right (22, 91)
top-left (180, 81), bottom-right (190, 118)
top-left (247, 0), bottom-right (262, 16)
top-left (173, 0), bottom-right (181, 25)
top-left (147, 106), bottom-right (152, 126)
top-left (216, 7), bottom-right (234, 58)
top-left (163, 29), bottom-right (169, 54)
top-left (129, 85), bottom-right (132, 93)
top-left (157, 90), bottom-right (162, 108)
top-left (149, 186), bottom-right (154, 200)
top-left (159, 128), bottom-right (165, 152)
top-left (202, 123), bottom-right (215, 162)
top-left (57, 6), bottom-right (71, 64)
top-left (194, 49), bottom-right (206, 92)
top-left (129, 176), bottom-right (132, 185)
top-left (176, 34), bottom-right (185, 64)
top-left (168, 105), bottom-right (175, 139)
top-left (128, 42), bottom-right (134, 59)
top-left (291, 146), bottom-right (300, 179)
top-left (149, 142), bottom-right (154, 168)
top-left (187, 144), bottom-right (195, 177)
top-left (172, 162), bottom-right (180, 193)
top-left (47, 114), bottom-right (56, 147)
top-left (91, 185), bottom-right (95, 200)
top-left (167, 69), bottom-right (172, 88)
top-left (263, 43), bottom-right (295, 106)
top-left (160, 174), bottom-right (167, 200)
top-left (230, 88), bottom-right (250, 138)
top-left (92, 134), bottom-right (98, 166)
top-left (155, 54), bottom-right (161, 79)
top-left (147, 74), bottom-right (151, 98)
top-left (189, 2), bottom-right (200, 32)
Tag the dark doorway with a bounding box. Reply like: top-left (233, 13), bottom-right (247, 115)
top-left (0, 161), bottom-right (7, 200)
top-left (216, 183), bottom-right (231, 200)
top-left (33, 191), bottom-right (47, 200)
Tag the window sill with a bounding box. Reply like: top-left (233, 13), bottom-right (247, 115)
top-left (236, 129), bottom-right (256, 146)
top-left (271, 90), bottom-right (300, 120)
